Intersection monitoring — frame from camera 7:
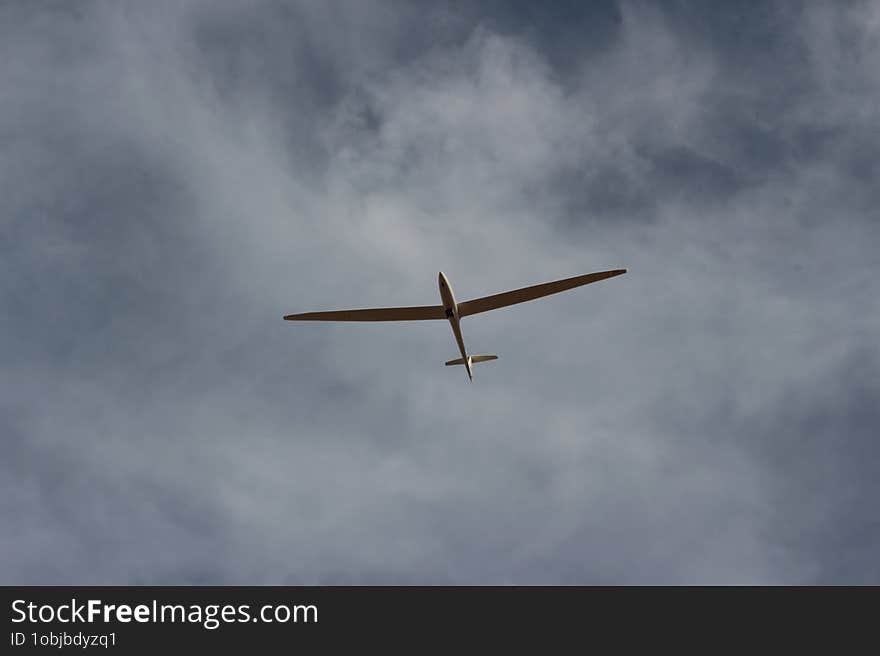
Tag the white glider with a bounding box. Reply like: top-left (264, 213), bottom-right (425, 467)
top-left (284, 269), bottom-right (627, 380)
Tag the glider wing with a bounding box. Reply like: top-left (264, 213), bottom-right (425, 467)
top-left (284, 305), bottom-right (446, 322)
top-left (457, 269), bottom-right (626, 318)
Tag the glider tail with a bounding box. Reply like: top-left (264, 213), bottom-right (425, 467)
top-left (445, 355), bottom-right (498, 366)
top-left (446, 355), bottom-right (498, 381)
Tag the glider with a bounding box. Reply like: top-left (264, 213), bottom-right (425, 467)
top-left (284, 269), bottom-right (627, 380)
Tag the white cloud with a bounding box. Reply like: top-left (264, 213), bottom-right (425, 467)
top-left (2, 1), bottom-right (878, 583)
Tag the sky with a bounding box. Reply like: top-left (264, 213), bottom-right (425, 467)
top-left (2, 0), bottom-right (878, 584)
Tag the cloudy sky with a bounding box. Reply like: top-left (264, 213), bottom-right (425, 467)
top-left (2, 1), bottom-right (878, 584)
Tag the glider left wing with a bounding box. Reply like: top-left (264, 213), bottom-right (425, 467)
top-left (284, 305), bottom-right (446, 322)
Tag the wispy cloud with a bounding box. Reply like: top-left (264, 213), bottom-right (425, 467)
top-left (1, 0), bottom-right (877, 584)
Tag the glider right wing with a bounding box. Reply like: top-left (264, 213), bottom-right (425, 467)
top-left (284, 305), bottom-right (446, 322)
top-left (457, 269), bottom-right (627, 318)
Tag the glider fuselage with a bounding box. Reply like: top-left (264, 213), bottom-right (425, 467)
top-left (438, 272), bottom-right (472, 380)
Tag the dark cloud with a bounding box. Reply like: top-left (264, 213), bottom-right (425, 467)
top-left (1, 0), bottom-right (878, 583)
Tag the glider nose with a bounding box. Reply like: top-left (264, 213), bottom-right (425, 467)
top-left (438, 271), bottom-right (447, 288)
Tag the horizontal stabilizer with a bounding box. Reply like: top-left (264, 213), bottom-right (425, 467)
top-left (445, 355), bottom-right (498, 366)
